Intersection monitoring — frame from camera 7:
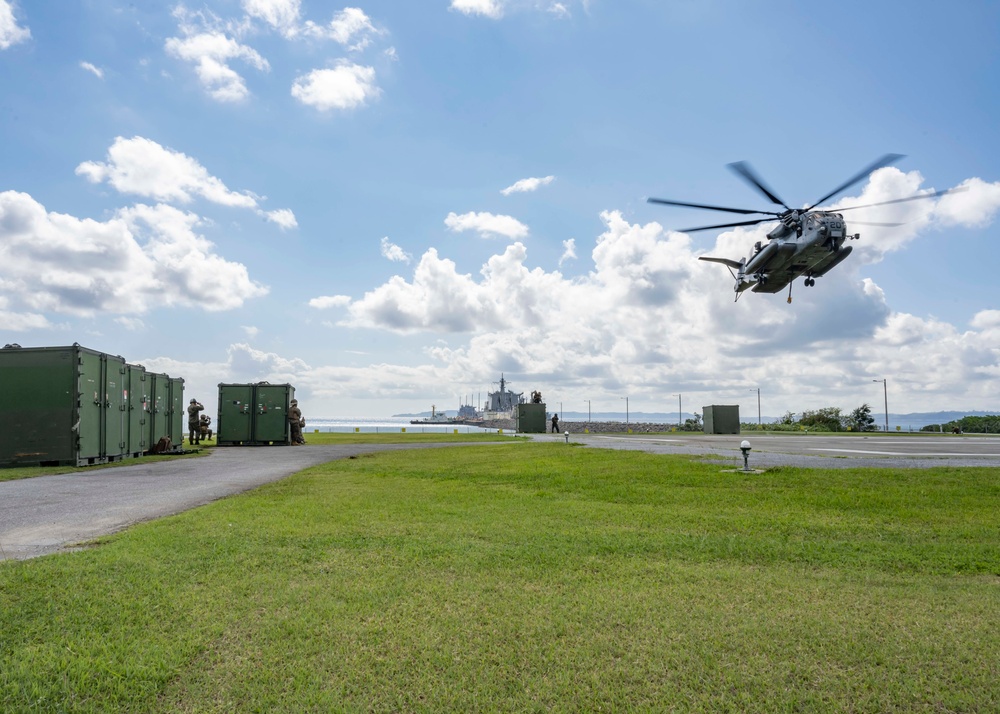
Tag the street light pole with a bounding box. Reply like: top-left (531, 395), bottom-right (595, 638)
top-left (750, 387), bottom-right (761, 427)
top-left (621, 396), bottom-right (629, 429)
top-left (672, 393), bottom-right (681, 428)
top-left (873, 378), bottom-right (888, 432)
top-left (587, 399), bottom-right (591, 423)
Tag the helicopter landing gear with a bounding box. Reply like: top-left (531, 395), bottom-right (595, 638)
top-left (804, 277), bottom-right (816, 287)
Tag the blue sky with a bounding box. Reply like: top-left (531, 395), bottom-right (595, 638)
top-left (1, 0), bottom-right (999, 419)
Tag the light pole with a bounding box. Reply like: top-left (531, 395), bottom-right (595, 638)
top-left (750, 387), bottom-right (761, 427)
top-left (621, 396), bottom-right (629, 429)
top-left (672, 393), bottom-right (682, 428)
top-left (587, 400), bottom-right (591, 423)
top-left (873, 378), bottom-right (888, 432)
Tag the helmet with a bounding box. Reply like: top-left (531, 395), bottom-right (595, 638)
top-left (190, 398), bottom-right (197, 403)
top-left (290, 399), bottom-right (298, 405)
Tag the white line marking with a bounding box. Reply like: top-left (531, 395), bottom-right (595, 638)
top-left (812, 448), bottom-right (990, 457)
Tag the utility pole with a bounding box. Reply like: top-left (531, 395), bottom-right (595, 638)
top-left (873, 378), bottom-right (888, 432)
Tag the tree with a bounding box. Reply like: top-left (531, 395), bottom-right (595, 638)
top-left (847, 403), bottom-right (877, 432)
top-left (799, 407), bottom-right (844, 432)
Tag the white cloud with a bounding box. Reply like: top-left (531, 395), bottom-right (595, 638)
top-left (165, 8), bottom-right (269, 102)
top-left (242, 0), bottom-right (301, 37)
top-left (450, 0), bottom-right (504, 19)
top-left (932, 177), bottom-right (1000, 228)
top-left (263, 208), bottom-right (298, 230)
top-left (559, 238), bottom-right (576, 266)
top-left (501, 175), bottom-right (555, 196)
top-left (76, 137), bottom-right (295, 226)
top-left (380, 236), bottom-right (412, 263)
top-left (308, 295), bottom-right (352, 309)
top-left (0, 0), bottom-right (30, 50)
top-left (242, 325), bottom-right (260, 337)
top-left (0, 309), bottom-right (51, 331)
top-left (291, 61), bottom-right (380, 111)
top-left (548, 3), bottom-right (570, 17)
top-left (80, 61), bottom-right (104, 79)
top-left (445, 211), bottom-right (529, 239)
top-left (305, 7), bottom-right (379, 50)
top-left (0, 191), bottom-right (268, 318)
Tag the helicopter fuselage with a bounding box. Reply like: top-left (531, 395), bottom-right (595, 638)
top-left (738, 211), bottom-right (857, 294)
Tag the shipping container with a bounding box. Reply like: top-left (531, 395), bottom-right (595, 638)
top-left (124, 363), bottom-right (148, 457)
top-left (703, 404), bottom-right (741, 434)
top-left (216, 382), bottom-right (294, 446)
top-left (516, 403), bottom-right (547, 433)
top-left (1, 345), bottom-right (120, 466)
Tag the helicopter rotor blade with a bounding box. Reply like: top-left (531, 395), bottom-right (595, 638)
top-left (804, 153), bottom-right (905, 211)
top-left (646, 197), bottom-right (775, 215)
top-left (678, 217), bottom-right (776, 233)
top-left (827, 186), bottom-right (966, 213)
top-left (847, 220), bottom-right (904, 227)
top-left (727, 161), bottom-right (790, 209)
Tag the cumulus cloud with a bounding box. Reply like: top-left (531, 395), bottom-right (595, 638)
top-left (450, 0), bottom-right (504, 19)
top-left (445, 211), bottom-right (529, 239)
top-left (501, 175), bottom-right (554, 196)
top-left (305, 7), bottom-right (380, 50)
top-left (0, 0), bottom-right (30, 50)
top-left (242, 0), bottom-right (301, 37)
top-left (291, 61), bottom-right (379, 111)
top-left (80, 61), bottom-right (104, 79)
top-left (559, 238), bottom-right (576, 266)
top-left (380, 236), bottom-right (412, 263)
top-left (0, 191), bottom-right (268, 318)
top-left (241, 325), bottom-right (260, 337)
top-left (76, 136), bottom-right (295, 225)
top-left (932, 177), bottom-right (1000, 228)
top-left (308, 295), bottom-right (352, 309)
top-left (165, 7), bottom-right (269, 102)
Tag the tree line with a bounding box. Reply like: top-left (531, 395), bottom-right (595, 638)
top-left (920, 415), bottom-right (1000, 434)
top-left (741, 404), bottom-right (880, 432)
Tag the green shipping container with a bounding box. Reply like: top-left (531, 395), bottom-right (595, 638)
top-left (125, 363), bottom-right (148, 457)
top-left (703, 404), bottom-right (741, 434)
top-left (216, 383), bottom-right (294, 446)
top-left (168, 377), bottom-right (185, 447)
top-left (516, 403), bottom-right (547, 434)
top-left (0, 344), bottom-right (126, 467)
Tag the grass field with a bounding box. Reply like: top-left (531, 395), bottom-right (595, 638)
top-left (1, 443), bottom-right (998, 712)
top-left (0, 432), bottom-right (513, 482)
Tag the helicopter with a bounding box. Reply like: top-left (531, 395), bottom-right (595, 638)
top-left (647, 154), bottom-right (959, 303)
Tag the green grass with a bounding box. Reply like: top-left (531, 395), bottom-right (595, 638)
top-left (301, 431), bottom-right (516, 445)
top-left (2, 444), bottom-right (998, 712)
top-left (0, 433), bottom-right (512, 482)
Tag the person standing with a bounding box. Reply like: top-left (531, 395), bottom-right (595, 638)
top-left (551, 413), bottom-right (560, 433)
top-left (187, 398), bottom-right (204, 445)
top-left (288, 399), bottom-right (305, 445)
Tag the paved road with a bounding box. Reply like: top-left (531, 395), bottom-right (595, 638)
top-left (0, 444), bottom-right (463, 561)
top-left (529, 432), bottom-right (1000, 469)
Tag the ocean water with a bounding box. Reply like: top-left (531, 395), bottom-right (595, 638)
top-left (304, 417), bottom-right (503, 434)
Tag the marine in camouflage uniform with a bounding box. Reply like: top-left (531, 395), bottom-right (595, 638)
top-left (187, 398), bottom-right (204, 444)
top-left (199, 414), bottom-right (213, 441)
top-left (288, 399), bottom-right (305, 445)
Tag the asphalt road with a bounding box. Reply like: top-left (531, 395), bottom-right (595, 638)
top-left (532, 431), bottom-right (1000, 469)
top-left (0, 444), bottom-right (463, 561)
top-left (3, 433), bottom-right (998, 561)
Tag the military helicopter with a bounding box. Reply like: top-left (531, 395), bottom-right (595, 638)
top-left (647, 154), bottom-right (958, 303)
